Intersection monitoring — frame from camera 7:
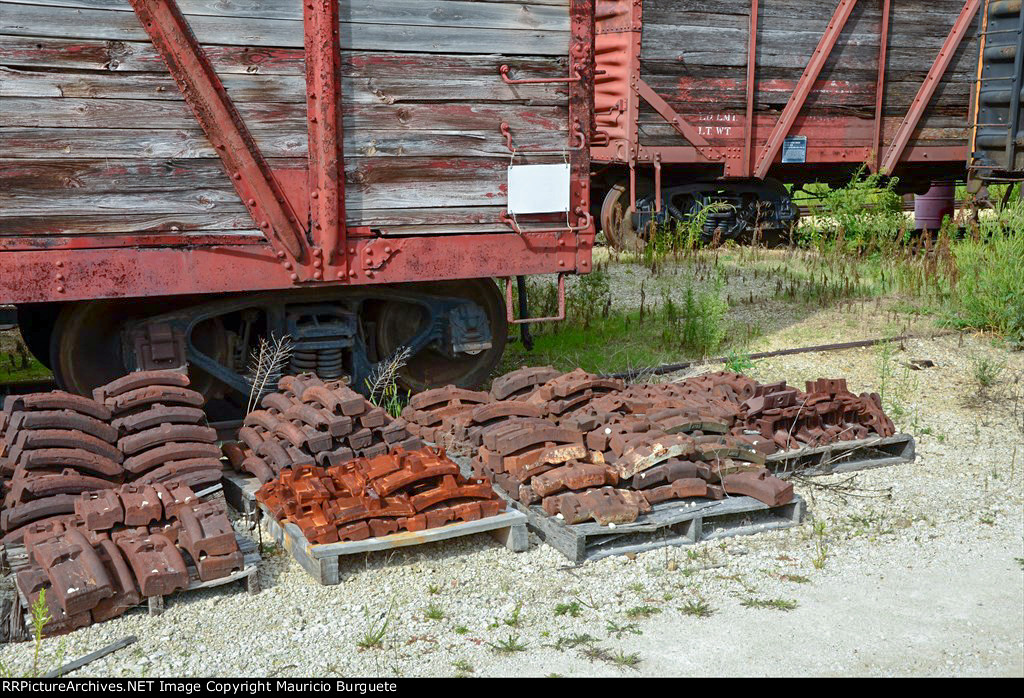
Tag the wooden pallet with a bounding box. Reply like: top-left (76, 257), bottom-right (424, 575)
top-left (446, 454), bottom-right (805, 564)
top-left (223, 470), bottom-right (529, 585)
top-left (766, 434), bottom-right (916, 478)
top-left (6, 532), bottom-right (260, 643)
top-left (492, 486), bottom-right (805, 565)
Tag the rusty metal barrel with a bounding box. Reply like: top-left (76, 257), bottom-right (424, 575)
top-left (914, 181), bottom-right (956, 230)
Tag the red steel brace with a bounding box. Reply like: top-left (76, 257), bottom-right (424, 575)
top-left (753, 0), bottom-right (860, 179)
top-left (635, 79), bottom-right (722, 162)
top-left (872, 0), bottom-right (892, 172)
top-left (304, 0), bottom-right (347, 279)
top-left (127, 0), bottom-right (311, 277)
top-left (743, 0), bottom-right (760, 177)
top-left (879, 0), bottom-right (981, 174)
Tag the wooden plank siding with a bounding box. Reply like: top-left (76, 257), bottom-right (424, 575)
top-left (634, 0), bottom-right (978, 163)
top-left (0, 0), bottom-right (573, 240)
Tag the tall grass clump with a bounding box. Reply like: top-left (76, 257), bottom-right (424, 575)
top-left (659, 284), bottom-right (727, 357)
top-left (945, 203), bottom-right (1024, 344)
top-left (643, 201), bottom-right (736, 270)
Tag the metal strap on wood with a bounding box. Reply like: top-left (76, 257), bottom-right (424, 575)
top-left (880, 0), bottom-right (982, 174)
top-left (127, 0), bottom-right (309, 267)
top-left (635, 79), bottom-right (722, 161)
top-left (303, 0), bottom-right (347, 278)
top-left (743, 0), bottom-right (760, 177)
top-left (872, 0), bottom-right (892, 172)
top-left (753, 0), bottom-right (860, 179)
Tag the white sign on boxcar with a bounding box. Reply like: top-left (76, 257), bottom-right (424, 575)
top-left (506, 164), bottom-right (571, 214)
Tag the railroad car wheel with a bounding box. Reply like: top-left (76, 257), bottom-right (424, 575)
top-left (375, 279), bottom-right (507, 393)
top-left (50, 300), bottom-right (227, 398)
top-left (600, 182), bottom-right (645, 252)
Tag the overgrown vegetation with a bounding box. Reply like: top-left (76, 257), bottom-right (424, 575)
top-left (505, 166), bottom-right (1024, 379)
top-left (796, 168), bottom-right (1024, 345)
top-left (503, 268), bottom-right (729, 374)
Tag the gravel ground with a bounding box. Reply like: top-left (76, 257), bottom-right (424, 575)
top-left (2, 294), bottom-right (1022, 677)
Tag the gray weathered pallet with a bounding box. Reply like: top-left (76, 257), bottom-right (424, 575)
top-left (256, 500), bottom-right (528, 585)
top-left (221, 469), bottom-right (260, 517)
top-left (6, 532), bottom-right (260, 642)
top-left (489, 484), bottom-right (804, 565)
top-left (766, 434), bottom-right (916, 478)
top-left (449, 453), bottom-right (804, 564)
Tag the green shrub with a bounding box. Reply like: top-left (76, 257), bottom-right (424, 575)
top-left (947, 222), bottom-right (1024, 344)
top-left (802, 167), bottom-right (909, 254)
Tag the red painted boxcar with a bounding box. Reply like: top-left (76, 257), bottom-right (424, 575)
top-left (592, 0), bottom-right (984, 246)
top-left (0, 0), bottom-right (595, 403)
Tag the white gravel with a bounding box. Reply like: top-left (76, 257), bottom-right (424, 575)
top-left (2, 299), bottom-right (1022, 678)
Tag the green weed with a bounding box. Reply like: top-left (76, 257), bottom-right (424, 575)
top-left (554, 601), bottom-right (582, 618)
top-left (357, 602), bottom-right (394, 650)
top-left (605, 620), bottom-right (642, 638)
top-left (679, 598), bottom-right (715, 618)
top-left (812, 520), bottom-right (829, 570)
top-left (488, 634), bottom-right (528, 654)
top-left (741, 598), bottom-right (798, 611)
top-left (971, 356), bottom-right (1006, 390)
top-left (625, 605), bottom-right (661, 619)
top-left (424, 603), bottom-right (444, 621)
top-left (503, 601), bottom-right (524, 628)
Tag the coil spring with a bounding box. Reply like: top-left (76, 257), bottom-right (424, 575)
top-left (290, 348), bottom-right (345, 380)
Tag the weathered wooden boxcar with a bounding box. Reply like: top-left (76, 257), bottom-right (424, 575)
top-left (592, 0), bottom-right (984, 246)
top-left (0, 0), bottom-right (595, 401)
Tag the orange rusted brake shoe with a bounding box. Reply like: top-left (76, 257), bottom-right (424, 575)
top-left (255, 446), bottom-right (505, 544)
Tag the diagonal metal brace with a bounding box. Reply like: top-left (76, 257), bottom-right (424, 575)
top-left (635, 79), bottom-right (722, 161)
top-left (754, 0), bottom-right (859, 179)
top-left (880, 0), bottom-right (981, 174)
top-left (128, 0), bottom-right (309, 265)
